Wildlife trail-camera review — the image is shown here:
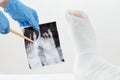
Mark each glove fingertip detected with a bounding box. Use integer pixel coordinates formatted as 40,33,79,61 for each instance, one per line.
34,25,40,31
29,19,40,31
5,27,10,34
1,26,10,34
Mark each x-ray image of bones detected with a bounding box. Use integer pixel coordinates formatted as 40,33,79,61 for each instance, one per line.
40,30,62,64
24,22,64,69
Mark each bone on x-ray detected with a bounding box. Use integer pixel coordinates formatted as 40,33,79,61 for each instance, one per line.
24,22,64,69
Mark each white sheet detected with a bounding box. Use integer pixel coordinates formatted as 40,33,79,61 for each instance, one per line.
0,74,75,80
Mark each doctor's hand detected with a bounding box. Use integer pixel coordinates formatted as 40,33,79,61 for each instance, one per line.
0,11,10,34
3,0,39,31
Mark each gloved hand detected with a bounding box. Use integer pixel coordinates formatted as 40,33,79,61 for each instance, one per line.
4,0,39,30
0,11,10,34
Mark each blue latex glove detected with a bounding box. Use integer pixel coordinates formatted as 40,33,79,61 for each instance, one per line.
4,0,40,31
0,11,10,34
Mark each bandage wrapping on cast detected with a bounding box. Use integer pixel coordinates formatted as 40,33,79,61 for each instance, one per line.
0,11,10,34
4,0,39,30
66,10,120,80
0,0,4,3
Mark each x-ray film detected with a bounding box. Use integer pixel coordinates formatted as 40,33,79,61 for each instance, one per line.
24,22,64,69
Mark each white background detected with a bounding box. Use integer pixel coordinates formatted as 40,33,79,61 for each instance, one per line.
0,0,120,75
